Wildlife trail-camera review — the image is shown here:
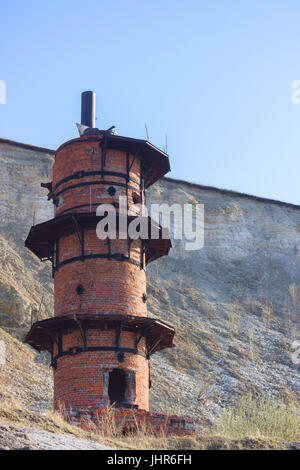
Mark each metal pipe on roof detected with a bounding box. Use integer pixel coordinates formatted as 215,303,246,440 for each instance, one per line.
81,91,96,128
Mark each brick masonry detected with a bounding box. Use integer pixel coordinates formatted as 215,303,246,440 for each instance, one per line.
26,131,195,436
53,330,150,411
67,407,195,437
53,138,142,217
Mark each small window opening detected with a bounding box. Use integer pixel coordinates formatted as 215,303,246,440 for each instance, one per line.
132,192,141,204
108,369,126,405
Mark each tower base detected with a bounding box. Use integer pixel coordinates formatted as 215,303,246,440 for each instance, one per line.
62,406,195,437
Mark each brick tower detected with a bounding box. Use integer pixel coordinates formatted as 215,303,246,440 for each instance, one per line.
25,92,194,435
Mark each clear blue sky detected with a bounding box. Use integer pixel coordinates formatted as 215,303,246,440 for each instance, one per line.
1,0,300,204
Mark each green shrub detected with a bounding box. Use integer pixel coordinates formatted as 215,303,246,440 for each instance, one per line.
214,393,300,441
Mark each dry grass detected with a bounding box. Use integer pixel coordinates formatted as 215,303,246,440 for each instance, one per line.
289,283,298,308
0,388,298,449
214,393,300,441
0,397,193,449
261,301,273,328
0,396,122,449
77,406,295,449
226,302,242,337
80,404,174,448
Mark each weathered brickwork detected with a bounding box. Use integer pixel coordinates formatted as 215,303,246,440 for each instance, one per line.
53,328,149,411
66,407,195,437
26,125,194,436
53,138,142,217
51,137,152,416
54,240,147,317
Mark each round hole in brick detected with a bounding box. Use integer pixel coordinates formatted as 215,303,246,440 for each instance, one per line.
108,186,116,196
117,352,125,362
76,284,84,295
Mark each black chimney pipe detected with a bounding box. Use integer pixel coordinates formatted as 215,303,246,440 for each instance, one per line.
81,91,96,128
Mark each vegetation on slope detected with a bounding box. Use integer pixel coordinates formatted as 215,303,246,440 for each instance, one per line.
215,393,299,441
0,326,299,449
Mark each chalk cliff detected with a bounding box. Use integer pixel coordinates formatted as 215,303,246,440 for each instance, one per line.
0,138,299,425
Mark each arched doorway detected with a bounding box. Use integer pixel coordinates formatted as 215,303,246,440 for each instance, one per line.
108,369,126,405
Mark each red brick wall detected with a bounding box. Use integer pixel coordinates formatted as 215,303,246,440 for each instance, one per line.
54,330,150,411
53,138,142,217
54,249,147,318
65,407,195,437
52,136,150,413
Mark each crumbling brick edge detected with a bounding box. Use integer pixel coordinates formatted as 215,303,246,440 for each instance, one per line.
65,406,196,437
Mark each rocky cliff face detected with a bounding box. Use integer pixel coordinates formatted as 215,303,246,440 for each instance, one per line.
0,138,299,425
146,180,300,423
0,140,54,334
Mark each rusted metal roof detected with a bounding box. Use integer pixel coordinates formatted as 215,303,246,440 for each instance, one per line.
25,212,171,264
55,134,170,188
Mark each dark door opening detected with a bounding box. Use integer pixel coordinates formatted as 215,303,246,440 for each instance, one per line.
108,369,126,405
